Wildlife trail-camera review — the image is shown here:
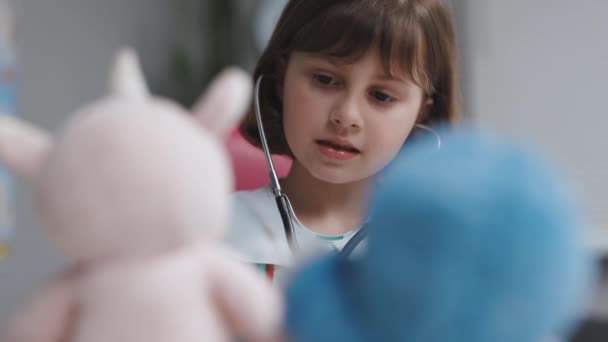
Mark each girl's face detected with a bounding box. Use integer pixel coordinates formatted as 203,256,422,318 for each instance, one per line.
282,48,426,184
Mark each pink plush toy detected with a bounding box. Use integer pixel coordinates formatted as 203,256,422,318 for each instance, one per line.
0,48,283,342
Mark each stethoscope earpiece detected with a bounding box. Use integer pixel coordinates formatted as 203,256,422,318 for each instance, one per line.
414,123,442,151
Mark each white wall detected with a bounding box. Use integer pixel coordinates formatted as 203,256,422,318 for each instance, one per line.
0,0,192,326
465,0,608,252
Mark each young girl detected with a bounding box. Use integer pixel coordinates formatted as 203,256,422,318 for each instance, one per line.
225,0,461,286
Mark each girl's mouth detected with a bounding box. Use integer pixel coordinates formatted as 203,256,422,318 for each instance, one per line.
316,140,361,160
316,139,360,153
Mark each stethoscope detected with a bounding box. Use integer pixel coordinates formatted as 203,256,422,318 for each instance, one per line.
253,74,441,259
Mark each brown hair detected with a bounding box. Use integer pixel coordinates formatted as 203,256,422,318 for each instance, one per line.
240,0,462,156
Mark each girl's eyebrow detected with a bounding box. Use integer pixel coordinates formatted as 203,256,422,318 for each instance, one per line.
301,53,416,86
376,73,406,82
303,54,341,66
299,52,350,67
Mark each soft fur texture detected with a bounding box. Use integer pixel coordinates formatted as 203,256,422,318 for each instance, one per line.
285,127,594,342
0,48,283,342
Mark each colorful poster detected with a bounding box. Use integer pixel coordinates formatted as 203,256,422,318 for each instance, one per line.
0,0,18,263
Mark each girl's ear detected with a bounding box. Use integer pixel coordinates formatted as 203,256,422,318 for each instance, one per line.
0,115,52,180
191,67,252,138
416,97,434,124
108,47,150,100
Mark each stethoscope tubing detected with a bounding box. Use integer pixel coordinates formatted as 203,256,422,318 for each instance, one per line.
254,74,366,258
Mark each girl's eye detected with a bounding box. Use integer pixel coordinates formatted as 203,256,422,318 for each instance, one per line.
370,90,396,103
313,74,340,86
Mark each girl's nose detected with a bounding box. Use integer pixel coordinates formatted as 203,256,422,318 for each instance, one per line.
329,95,363,132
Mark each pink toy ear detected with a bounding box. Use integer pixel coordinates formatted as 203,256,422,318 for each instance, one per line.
225,130,292,191
191,68,252,138
108,47,150,100
0,115,52,180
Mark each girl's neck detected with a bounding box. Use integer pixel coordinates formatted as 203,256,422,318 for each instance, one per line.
280,161,373,236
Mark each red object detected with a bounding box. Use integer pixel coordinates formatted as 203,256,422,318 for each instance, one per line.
265,264,275,281
225,129,292,191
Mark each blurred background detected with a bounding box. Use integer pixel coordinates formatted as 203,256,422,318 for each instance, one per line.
0,0,606,340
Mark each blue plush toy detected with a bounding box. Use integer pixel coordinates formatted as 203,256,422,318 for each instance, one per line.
285,127,595,342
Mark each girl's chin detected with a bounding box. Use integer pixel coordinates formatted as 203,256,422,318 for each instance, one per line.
309,167,370,185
